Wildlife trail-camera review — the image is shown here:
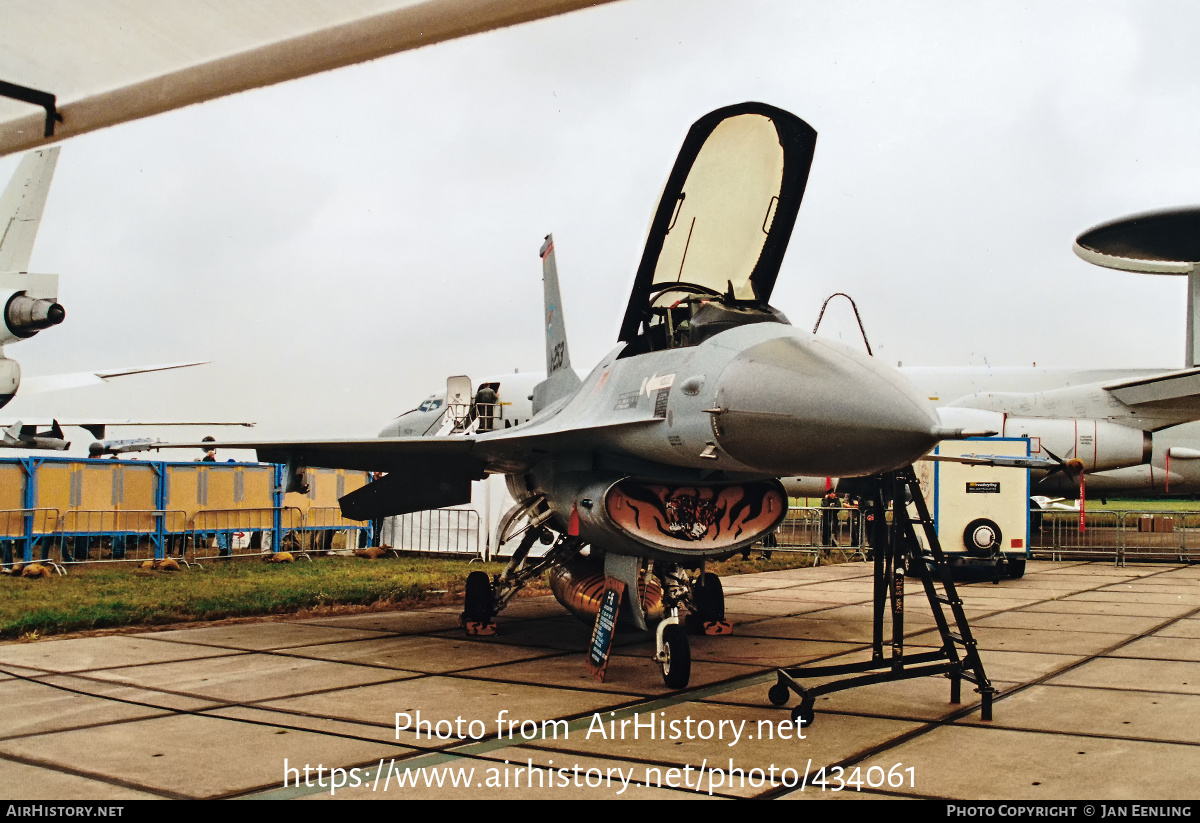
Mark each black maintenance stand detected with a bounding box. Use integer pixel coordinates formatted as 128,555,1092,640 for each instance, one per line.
768,466,996,726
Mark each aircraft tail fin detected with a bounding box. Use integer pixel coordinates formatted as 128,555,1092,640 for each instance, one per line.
533,234,582,414
0,147,61,273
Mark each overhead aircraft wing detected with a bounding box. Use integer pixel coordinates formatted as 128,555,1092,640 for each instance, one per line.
0,0,619,157
1104,367,1200,426
18,361,212,395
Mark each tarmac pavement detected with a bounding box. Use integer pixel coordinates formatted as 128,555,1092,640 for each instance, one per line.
1,559,1198,800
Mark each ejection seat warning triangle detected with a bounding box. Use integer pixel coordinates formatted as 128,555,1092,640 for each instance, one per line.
587,578,625,683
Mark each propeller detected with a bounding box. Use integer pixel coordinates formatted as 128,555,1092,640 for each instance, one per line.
1038,447,1087,532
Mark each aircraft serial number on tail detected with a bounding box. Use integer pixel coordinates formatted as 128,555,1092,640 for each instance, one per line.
549,342,566,372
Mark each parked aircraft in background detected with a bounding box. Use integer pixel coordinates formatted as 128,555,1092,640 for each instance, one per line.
0,148,252,450
0,147,67,406
161,103,992,687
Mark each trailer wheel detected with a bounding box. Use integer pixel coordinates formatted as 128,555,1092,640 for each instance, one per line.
963,518,1002,557
1006,555,1027,579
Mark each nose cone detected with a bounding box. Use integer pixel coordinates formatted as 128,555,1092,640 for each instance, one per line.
712,334,940,476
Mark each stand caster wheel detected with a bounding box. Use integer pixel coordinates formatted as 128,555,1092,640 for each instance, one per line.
768,682,790,707
791,701,815,728
661,624,691,689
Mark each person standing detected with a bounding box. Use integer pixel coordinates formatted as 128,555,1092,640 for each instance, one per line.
820,489,841,547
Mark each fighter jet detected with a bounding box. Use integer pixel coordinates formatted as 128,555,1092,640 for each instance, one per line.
165,103,972,687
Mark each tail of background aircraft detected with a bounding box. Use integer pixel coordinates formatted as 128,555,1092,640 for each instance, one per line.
532,234,582,413
0,147,60,273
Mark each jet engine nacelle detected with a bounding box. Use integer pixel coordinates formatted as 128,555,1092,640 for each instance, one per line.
937,408,1152,473
0,290,65,345
549,475,787,561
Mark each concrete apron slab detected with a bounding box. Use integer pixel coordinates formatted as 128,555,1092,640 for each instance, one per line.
2,558,1197,799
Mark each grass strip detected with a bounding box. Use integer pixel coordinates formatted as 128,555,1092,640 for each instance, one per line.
0,552,818,640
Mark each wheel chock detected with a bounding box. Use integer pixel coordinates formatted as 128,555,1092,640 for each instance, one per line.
702,620,733,635
462,619,497,636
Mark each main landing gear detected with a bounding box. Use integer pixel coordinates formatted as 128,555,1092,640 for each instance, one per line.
461,571,496,636
457,528,733,692
459,524,583,635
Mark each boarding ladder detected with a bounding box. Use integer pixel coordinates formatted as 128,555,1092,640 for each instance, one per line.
768,465,996,725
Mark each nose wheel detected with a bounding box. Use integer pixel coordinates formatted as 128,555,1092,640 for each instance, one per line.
656,615,691,688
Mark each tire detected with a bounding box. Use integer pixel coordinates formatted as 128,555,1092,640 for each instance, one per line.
661,624,691,689
963,518,1002,557
692,572,725,622
463,571,493,622
768,683,790,707
791,700,815,728
1006,554,1027,579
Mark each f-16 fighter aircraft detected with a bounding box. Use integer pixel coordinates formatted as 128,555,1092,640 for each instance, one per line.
171,103,971,687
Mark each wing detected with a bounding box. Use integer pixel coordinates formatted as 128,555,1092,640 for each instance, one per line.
145,416,661,518
1104,367,1200,428
19,361,212,395
0,1,619,157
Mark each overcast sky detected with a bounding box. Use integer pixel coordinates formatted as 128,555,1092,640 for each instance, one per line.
2,0,1198,453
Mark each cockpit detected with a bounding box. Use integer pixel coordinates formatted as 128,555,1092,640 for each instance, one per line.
618,283,789,358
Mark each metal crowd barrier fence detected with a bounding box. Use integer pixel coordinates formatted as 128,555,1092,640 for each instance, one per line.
768,506,867,562
57,510,188,565
304,506,370,554
383,509,482,557
0,506,372,567
1031,508,1200,565
0,508,60,565
188,507,304,562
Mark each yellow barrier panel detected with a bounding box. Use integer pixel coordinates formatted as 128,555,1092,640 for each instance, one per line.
0,464,25,510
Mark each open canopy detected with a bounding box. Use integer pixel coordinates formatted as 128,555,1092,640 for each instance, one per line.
618,102,818,343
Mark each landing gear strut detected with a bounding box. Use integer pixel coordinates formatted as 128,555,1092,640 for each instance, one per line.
460,524,583,635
